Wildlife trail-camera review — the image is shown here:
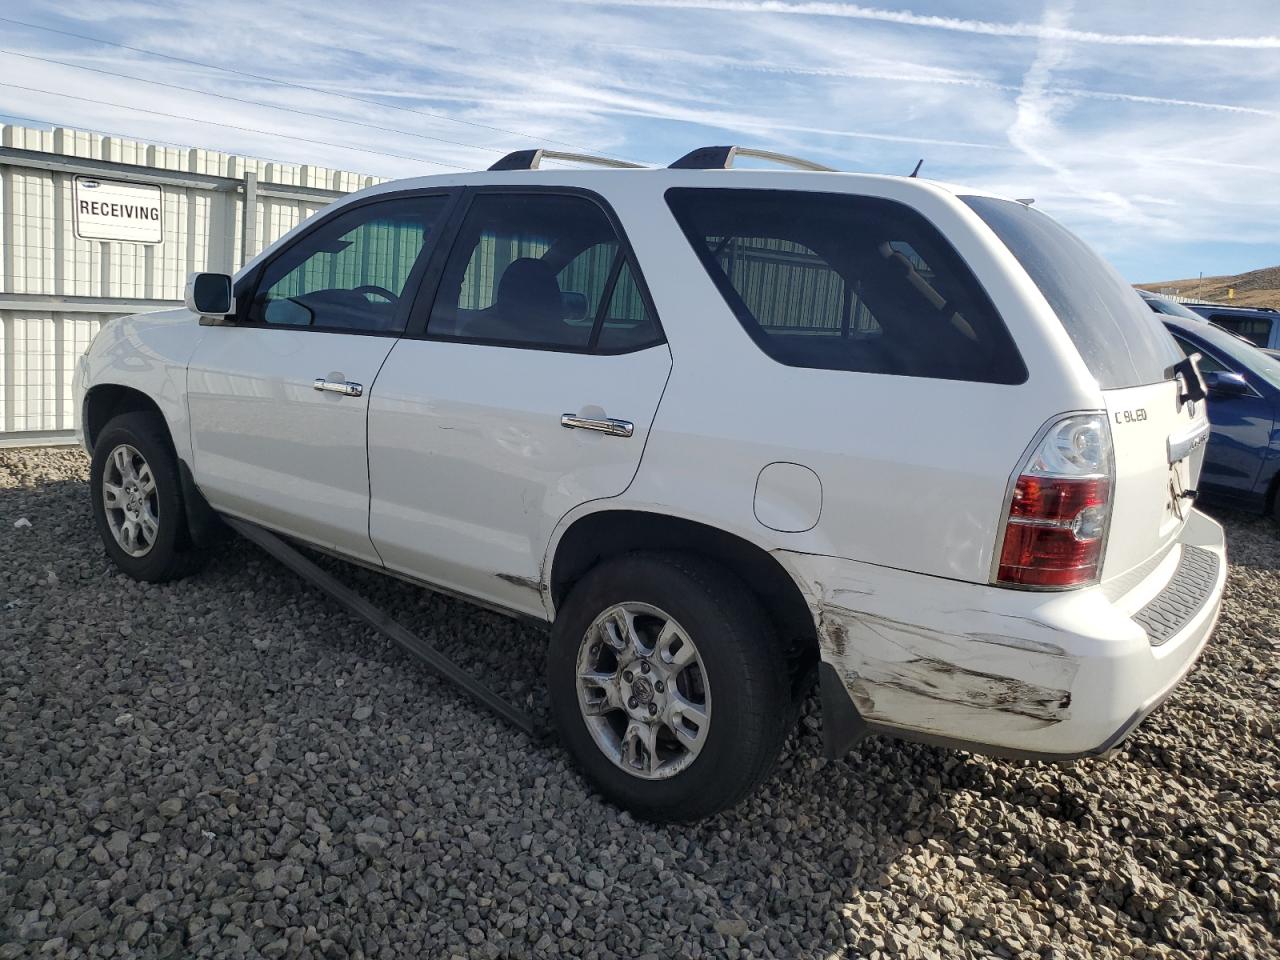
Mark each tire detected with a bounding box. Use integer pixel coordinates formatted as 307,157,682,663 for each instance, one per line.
548,552,791,822
89,411,208,583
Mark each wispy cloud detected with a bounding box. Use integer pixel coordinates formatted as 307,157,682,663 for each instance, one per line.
1005,0,1142,221
572,0,1280,49
605,43,1280,118
0,0,1276,281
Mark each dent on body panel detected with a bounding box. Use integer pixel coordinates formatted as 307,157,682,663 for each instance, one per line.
812,579,1076,734
495,572,544,595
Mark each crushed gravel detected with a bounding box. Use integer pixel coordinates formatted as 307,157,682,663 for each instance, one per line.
1,446,1278,959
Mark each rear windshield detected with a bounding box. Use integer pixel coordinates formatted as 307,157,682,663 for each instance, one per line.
665,188,1026,384
963,196,1181,389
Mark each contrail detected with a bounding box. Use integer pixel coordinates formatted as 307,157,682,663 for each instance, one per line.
575,0,1280,49
606,44,1280,117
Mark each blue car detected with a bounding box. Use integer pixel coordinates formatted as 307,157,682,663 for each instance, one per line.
1140,293,1280,517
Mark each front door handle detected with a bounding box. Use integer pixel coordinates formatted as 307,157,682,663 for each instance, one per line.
560,414,634,438
314,378,363,398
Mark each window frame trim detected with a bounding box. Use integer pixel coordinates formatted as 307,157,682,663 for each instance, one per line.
402,184,667,356
663,186,1028,384
229,187,463,338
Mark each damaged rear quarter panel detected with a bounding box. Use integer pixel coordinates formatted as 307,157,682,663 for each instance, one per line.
800,565,1083,739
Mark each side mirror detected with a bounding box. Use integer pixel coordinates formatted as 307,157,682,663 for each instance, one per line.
185,272,235,320
1203,370,1250,397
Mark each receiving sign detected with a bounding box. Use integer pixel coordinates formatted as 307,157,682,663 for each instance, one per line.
74,176,163,244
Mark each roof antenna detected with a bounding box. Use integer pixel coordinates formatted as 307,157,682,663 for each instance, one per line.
908,158,924,178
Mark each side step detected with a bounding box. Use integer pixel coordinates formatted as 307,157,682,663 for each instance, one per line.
224,517,547,742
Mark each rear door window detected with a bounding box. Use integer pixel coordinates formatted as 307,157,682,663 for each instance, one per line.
664,188,1025,384
962,196,1182,389
426,193,662,352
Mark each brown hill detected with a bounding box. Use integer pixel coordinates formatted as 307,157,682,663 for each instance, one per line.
1137,264,1280,309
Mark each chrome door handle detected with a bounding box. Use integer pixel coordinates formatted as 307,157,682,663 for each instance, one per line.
560,414,634,438
313,378,363,398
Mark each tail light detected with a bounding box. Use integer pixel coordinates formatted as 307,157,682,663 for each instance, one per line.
996,414,1114,589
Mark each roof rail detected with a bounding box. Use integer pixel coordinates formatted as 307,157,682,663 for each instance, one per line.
488,149,644,171
669,145,835,172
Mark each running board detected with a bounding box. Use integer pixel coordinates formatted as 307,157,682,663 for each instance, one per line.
224,517,547,742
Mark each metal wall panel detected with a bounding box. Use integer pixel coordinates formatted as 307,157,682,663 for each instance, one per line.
0,124,381,441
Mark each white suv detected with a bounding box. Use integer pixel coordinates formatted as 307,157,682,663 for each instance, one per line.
74,146,1226,821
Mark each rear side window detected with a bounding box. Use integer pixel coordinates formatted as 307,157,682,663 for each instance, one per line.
962,196,1182,389
664,188,1025,383
1208,314,1272,348
427,194,661,352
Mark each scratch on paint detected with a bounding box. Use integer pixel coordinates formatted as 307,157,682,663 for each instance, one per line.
817,603,1074,726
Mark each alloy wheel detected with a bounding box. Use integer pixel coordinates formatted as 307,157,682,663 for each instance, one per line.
576,602,712,779
102,443,159,558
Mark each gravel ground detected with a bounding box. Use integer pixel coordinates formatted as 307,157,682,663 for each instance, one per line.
1,446,1278,960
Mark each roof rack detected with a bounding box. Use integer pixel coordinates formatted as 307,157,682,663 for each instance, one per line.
488,149,644,171
669,145,835,172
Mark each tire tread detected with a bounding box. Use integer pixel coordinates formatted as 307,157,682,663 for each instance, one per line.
549,550,791,822
90,411,208,583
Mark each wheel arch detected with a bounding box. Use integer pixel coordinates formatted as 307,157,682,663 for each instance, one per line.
548,508,817,677
83,384,172,455
85,386,222,549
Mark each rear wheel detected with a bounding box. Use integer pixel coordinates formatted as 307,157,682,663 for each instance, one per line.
90,412,207,582
548,552,790,821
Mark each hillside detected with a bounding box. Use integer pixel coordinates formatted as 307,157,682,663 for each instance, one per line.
1137,264,1280,309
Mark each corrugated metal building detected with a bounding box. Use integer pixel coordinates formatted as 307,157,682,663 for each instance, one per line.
0,124,379,445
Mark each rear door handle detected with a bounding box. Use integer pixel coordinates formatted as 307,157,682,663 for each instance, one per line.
560,414,634,438
314,378,363,398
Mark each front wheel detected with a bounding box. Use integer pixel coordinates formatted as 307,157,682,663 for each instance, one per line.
548,553,791,822
89,412,207,582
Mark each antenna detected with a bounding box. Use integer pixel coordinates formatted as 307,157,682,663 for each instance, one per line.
908,158,924,178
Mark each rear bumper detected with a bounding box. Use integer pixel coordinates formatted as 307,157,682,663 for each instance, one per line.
780,508,1227,761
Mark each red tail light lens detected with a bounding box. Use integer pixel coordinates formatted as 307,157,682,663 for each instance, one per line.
996,415,1113,589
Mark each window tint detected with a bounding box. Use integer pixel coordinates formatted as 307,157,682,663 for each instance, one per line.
1208,314,1271,348
962,196,1182,389
428,194,660,351
1171,334,1228,373
596,262,657,351
665,189,1025,383
250,195,448,332
1191,322,1280,391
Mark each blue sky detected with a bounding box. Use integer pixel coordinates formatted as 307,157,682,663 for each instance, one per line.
1,0,1277,282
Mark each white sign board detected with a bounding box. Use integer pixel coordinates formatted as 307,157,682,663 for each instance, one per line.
74,176,163,244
